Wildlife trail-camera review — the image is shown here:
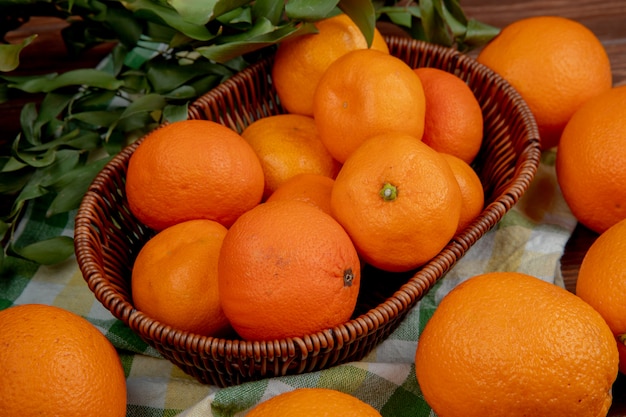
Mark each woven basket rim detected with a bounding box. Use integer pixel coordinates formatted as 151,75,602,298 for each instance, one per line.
74,35,541,371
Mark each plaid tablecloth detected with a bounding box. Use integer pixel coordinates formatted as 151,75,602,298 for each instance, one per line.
0,151,577,416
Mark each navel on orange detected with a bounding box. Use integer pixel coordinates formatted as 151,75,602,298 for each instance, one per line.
415,272,618,417
272,13,389,116
0,304,127,417
218,200,361,341
126,119,264,230
131,219,232,337
313,49,426,163
330,132,461,272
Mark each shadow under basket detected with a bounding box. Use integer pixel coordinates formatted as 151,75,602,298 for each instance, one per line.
74,36,541,388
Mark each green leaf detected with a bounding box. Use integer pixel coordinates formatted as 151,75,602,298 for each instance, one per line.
0,34,37,72
123,0,216,41
463,18,500,49
338,0,376,46
8,236,75,265
285,0,338,21
47,156,113,216
162,103,189,122
252,0,284,25
9,69,125,93
167,0,250,26
196,21,318,63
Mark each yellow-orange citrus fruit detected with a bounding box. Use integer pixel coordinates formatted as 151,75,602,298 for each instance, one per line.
313,49,426,163
266,173,335,216
272,13,389,116
126,119,264,230
241,114,341,199
131,219,232,337
414,67,484,164
555,85,626,234
440,153,485,235
415,272,618,417
330,133,461,272
245,388,382,417
218,200,361,341
576,217,626,374
0,304,127,417
477,16,612,150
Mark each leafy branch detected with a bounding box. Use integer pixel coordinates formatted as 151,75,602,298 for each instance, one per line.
0,0,499,270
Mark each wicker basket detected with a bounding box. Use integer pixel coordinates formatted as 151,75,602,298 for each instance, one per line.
74,36,541,387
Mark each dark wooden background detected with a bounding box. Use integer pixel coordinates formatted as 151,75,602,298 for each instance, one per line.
2,0,626,414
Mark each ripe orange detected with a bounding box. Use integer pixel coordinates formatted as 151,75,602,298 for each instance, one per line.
218,200,361,341
440,153,484,235
313,49,426,163
131,219,232,337
477,16,612,150
0,304,127,417
271,13,389,116
266,173,335,216
241,114,341,199
330,133,461,272
415,272,618,417
125,119,264,230
576,217,626,374
414,67,484,164
245,388,382,417
555,85,626,234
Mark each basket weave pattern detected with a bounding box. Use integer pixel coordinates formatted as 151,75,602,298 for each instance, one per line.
74,36,541,387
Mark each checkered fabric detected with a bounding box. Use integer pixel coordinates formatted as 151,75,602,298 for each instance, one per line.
0,152,577,416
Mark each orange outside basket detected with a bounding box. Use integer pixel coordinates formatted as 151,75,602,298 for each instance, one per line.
74,36,541,388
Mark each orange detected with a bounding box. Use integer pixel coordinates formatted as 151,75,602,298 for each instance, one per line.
440,153,485,235
477,16,612,150
414,67,484,164
415,272,618,417
218,200,361,341
0,304,127,417
125,119,264,230
313,48,426,163
241,114,341,199
245,388,382,417
131,219,232,337
330,132,461,272
555,85,626,234
266,173,335,216
576,217,626,374
271,13,389,116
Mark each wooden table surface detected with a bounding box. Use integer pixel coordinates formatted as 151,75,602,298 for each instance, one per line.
3,0,626,414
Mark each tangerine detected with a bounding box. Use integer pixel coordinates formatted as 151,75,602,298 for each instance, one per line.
414,67,484,164
555,85,626,234
330,132,461,272
313,48,426,163
245,388,382,417
415,272,618,417
266,173,335,216
218,200,361,340
126,119,264,230
241,114,340,199
576,217,626,374
131,219,232,337
272,13,389,116
0,304,127,417
477,16,612,150
440,153,484,235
